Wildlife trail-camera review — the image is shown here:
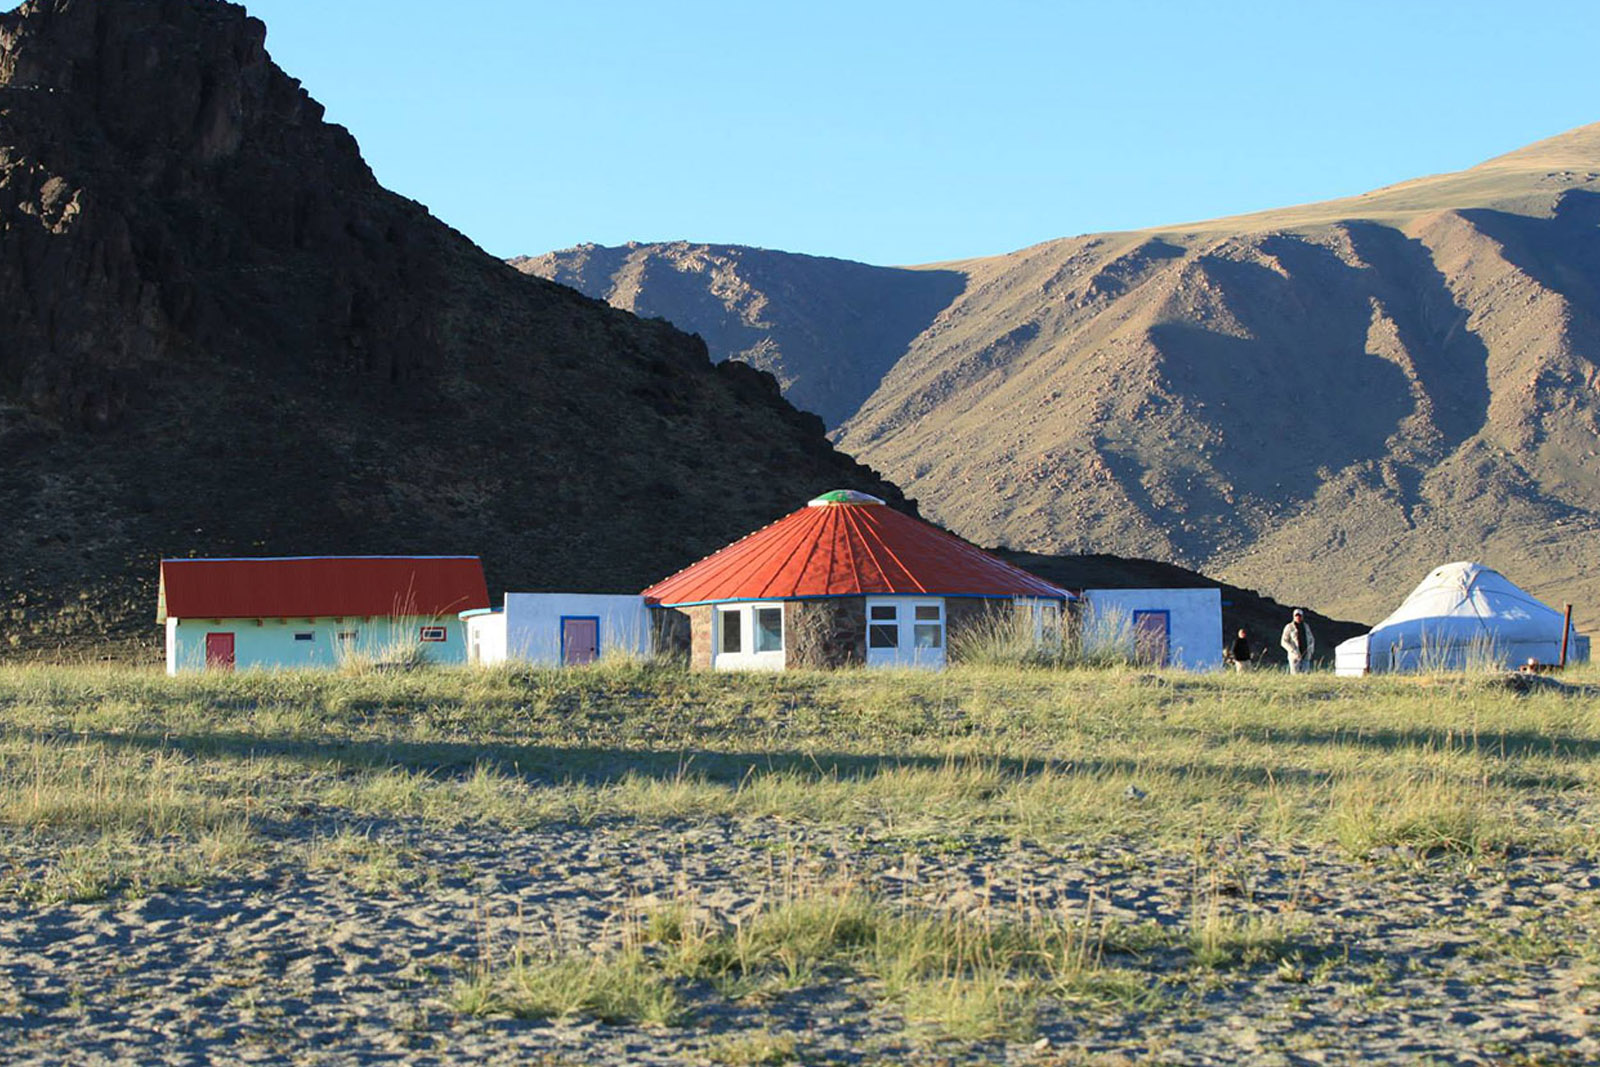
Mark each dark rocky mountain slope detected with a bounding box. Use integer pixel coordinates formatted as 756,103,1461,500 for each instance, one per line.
528,128,1600,628
513,243,965,429
0,0,902,655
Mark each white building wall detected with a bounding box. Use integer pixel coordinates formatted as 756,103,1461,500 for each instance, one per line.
1334,634,1371,677
464,611,507,666
1081,589,1223,672
166,615,467,674
487,593,652,666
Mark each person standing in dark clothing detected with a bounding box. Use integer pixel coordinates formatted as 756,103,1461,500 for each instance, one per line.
1229,628,1252,672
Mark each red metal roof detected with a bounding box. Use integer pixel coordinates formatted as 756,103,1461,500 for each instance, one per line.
643,493,1071,606
158,556,490,621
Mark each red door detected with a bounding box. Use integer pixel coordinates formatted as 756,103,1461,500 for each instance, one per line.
562,617,599,666
206,632,236,671
1133,611,1170,667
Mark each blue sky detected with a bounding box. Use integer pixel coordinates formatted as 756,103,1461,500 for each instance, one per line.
237,2,1596,263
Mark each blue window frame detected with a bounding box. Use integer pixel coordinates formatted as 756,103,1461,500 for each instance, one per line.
559,615,602,665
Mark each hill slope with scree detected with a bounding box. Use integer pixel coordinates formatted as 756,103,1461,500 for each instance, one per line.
527,126,1600,627
0,0,903,655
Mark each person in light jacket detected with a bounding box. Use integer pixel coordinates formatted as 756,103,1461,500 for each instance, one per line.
1280,609,1315,674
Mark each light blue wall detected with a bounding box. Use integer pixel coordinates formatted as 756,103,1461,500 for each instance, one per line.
1081,589,1223,672
166,616,467,673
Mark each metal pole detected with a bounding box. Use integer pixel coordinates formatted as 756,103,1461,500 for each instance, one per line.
1561,603,1573,668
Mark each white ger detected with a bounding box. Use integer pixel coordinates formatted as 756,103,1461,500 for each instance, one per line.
1334,561,1589,676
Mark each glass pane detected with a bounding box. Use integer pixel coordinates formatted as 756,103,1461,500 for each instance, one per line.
870,605,897,621
869,623,898,649
720,610,742,654
914,605,941,621
914,624,943,649
755,608,783,652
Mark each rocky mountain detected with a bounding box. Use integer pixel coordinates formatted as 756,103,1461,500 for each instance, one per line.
526,127,1600,627
512,243,965,429
0,0,903,655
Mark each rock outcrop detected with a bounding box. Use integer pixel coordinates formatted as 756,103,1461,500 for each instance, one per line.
0,0,903,653
514,242,965,429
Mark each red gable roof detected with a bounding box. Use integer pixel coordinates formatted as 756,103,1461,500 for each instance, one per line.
158,556,490,621
643,492,1070,606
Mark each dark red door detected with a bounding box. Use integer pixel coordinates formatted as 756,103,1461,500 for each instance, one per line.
206,632,236,671
562,617,599,666
1133,611,1170,667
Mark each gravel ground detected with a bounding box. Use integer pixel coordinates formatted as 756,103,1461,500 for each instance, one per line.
2,816,1597,1065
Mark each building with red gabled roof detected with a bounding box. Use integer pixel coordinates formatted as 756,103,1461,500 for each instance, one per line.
643,490,1073,670
159,556,489,673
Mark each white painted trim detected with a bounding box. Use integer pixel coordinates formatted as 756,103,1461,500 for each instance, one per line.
865,597,946,669
712,601,787,672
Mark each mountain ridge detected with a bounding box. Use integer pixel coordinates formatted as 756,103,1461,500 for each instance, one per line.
0,0,904,654
522,123,1600,628
513,241,965,428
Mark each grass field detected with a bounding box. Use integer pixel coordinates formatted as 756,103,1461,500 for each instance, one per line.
1,662,1597,1063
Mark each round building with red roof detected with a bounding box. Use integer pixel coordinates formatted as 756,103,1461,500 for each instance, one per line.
643,491,1073,670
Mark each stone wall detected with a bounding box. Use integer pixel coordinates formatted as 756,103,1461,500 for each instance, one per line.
786,598,867,669
649,607,691,667
681,605,714,670
667,596,1052,670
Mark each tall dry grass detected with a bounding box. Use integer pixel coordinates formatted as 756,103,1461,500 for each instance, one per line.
0,661,1595,905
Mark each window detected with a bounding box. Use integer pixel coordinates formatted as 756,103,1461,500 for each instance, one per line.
869,604,898,649
1037,602,1062,646
719,609,742,654
754,607,784,653
913,604,944,649
419,625,446,643
337,631,358,643
293,632,314,642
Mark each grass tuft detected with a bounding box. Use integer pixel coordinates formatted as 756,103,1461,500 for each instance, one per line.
453,947,682,1026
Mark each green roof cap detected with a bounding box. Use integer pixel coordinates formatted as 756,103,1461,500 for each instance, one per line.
807,489,886,507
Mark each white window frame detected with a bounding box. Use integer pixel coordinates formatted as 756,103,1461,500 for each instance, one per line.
868,602,900,651
1016,597,1066,648
865,597,946,670
712,602,786,672
717,607,743,655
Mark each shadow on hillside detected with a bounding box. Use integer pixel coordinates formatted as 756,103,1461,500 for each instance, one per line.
1137,223,1494,558
45,725,1600,796
1254,725,1600,762
1460,188,1600,313
61,728,1361,788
